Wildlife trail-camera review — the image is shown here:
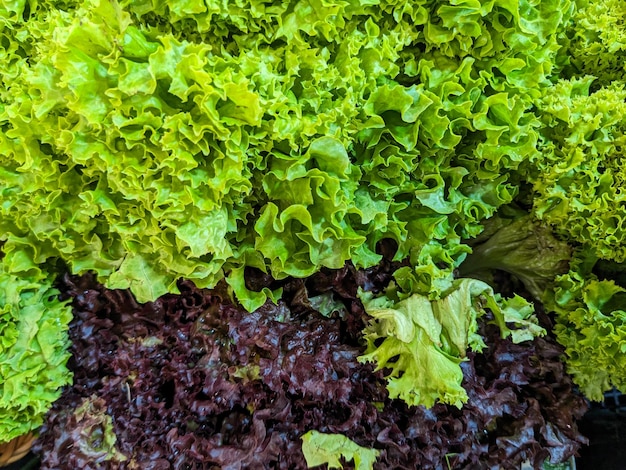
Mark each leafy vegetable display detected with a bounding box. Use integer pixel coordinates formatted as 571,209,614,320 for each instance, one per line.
4,0,626,462
524,0,626,399
33,269,587,469
0,0,572,308
533,77,626,263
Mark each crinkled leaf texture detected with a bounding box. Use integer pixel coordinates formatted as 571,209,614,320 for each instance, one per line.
0,252,72,443
358,278,543,408
301,430,379,470
58,396,126,466
563,0,626,86
0,0,573,307
533,77,626,262
34,270,587,469
547,253,626,401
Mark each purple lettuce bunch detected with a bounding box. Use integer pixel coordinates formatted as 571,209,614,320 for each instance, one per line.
34,262,587,469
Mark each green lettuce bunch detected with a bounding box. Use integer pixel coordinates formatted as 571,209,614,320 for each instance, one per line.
517,0,626,401
533,77,626,263
547,253,626,401
0,0,573,310
563,0,626,86
0,254,72,443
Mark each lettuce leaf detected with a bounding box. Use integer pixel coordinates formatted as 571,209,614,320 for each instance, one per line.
533,77,626,263
562,0,626,86
301,431,379,470
34,270,587,469
358,278,543,408
53,396,126,467
460,213,572,300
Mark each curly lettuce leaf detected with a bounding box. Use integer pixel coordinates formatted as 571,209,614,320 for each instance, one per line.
70,397,126,464
358,278,543,408
562,0,626,86
34,270,588,469
301,430,378,470
0,0,574,307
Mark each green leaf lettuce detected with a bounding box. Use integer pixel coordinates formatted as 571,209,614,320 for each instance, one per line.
301,430,379,470
358,278,543,408
547,252,626,401
0,0,573,309
0,252,73,443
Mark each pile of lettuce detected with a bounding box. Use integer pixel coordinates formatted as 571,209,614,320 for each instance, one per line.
3,0,626,462
0,0,571,308
33,268,587,469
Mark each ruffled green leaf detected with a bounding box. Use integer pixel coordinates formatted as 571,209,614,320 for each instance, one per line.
301,430,379,470
562,0,626,86
547,253,626,401
533,78,626,262
358,278,542,408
